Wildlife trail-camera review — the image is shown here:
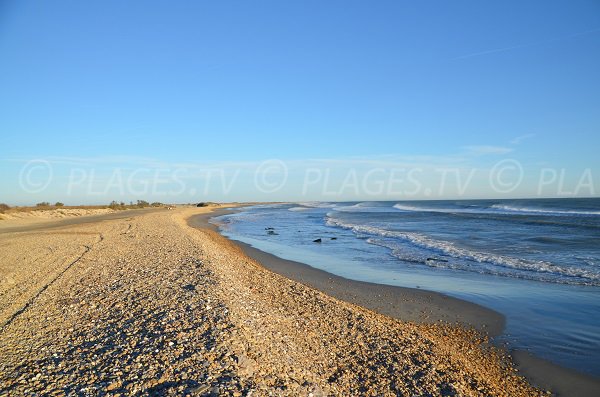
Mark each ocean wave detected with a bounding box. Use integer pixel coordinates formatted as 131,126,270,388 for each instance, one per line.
392,203,470,213
335,202,370,210
289,202,339,211
490,204,600,216
334,202,398,213
215,211,269,226
296,202,338,208
392,203,490,214
326,217,600,286
392,202,600,217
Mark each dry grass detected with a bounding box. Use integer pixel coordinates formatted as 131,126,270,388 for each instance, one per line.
5,205,111,213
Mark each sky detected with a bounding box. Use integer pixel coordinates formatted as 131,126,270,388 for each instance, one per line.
1,1,599,204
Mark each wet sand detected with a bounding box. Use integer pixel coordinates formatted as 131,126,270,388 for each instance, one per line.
188,209,504,335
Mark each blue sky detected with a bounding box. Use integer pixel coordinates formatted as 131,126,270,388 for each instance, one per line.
1,1,599,204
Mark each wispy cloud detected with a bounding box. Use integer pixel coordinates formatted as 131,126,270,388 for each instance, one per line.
463,145,513,156
510,133,535,145
2,145,518,172
453,43,530,60
452,28,600,61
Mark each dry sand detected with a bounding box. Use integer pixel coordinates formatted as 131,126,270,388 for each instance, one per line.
0,208,116,225
0,208,162,235
0,206,548,396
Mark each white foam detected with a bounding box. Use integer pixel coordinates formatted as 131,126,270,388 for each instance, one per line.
490,204,600,216
288,206,311,212
326,216,600,285
334,202,396,213
393,203,455,213
392,203,600,217
296,202,337,208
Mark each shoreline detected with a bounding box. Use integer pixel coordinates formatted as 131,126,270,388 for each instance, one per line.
189,207,600,397
188,209,505,335
1,205,597,395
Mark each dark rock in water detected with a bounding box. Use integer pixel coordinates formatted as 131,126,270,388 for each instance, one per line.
426,257,448,263
267,230,278,235
313,238,322,243
330,237,337,240
265,227,275,230
182,284,196,291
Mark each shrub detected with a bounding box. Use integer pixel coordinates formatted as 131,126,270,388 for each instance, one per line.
136,200,150,208
196,202,208,207
55,202,64,207
151,202,163,207
0,203,10,213
36,202,50,207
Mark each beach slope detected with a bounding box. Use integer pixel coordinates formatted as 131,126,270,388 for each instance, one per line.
0,207,542,396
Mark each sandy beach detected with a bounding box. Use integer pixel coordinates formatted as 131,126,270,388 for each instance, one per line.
194,207,600,397
0,205,594,396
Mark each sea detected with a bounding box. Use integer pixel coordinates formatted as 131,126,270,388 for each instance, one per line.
211,198,600,376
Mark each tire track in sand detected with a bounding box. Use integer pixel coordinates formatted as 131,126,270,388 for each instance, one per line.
0,233,104,332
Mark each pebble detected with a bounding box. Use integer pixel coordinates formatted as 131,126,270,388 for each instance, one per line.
0,207,547,397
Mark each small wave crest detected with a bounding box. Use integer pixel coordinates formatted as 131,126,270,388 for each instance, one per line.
392,202,600,217
326,217,600,286
392,203,461,213
490,204,600,216
296,202,338,209
334,202,398,213
288,206,312,212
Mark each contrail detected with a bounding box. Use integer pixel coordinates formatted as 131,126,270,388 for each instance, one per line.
452,27,600,60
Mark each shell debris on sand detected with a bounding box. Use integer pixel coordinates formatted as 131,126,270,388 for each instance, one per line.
0,207,546,396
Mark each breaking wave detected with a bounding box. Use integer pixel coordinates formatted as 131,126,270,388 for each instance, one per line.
325,216,600,286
